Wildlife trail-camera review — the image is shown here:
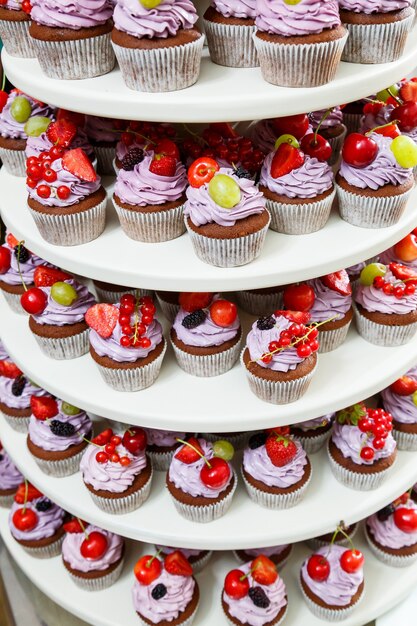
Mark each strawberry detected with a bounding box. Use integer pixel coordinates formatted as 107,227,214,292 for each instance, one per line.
373,123,400,139
85,304,119,338
390,376,417,396
400,80,417,103
174,437,204,464
209,122,238,139
164,551,193,577
251,555,278,586
265,426,290,436
265,434,297,467
0,360,22,379
321,270,352,296
179,292,213,313
62,148,97,182
56,108,85,128
15,482,43,504
6,233,19,249
30,395,58,421
363,102,384,115
270,143,304,179
274,310,311,325
92,428,114,446
149,155,176,177
34,265,72,287
389,262,417,285
46,119,77,148
63,517,87,533
154,138,180,161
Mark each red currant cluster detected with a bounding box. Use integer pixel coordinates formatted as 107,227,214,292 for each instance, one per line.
372,275,416,298
120,121,176,148
358,408,393,461
92,429,132,466
26,151,70,200
118,294,156,348
261,323,319,364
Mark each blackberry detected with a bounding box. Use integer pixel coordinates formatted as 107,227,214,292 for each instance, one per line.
257,316,276,331
35,499,52,512
235,166,252,180
248,432,267,450
49,420,76,437
11,376,26,397
182,309,206,330
151,584,167,600
0,455,3,462
249,587,270,609
14,245,30,263
121,148,144,171
377,504,395,522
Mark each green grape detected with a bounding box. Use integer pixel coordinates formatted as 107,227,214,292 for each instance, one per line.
139,0,161,7
413,391,417,407
51,282,78,307
213,440,235,462
61,401,80,415
24,116,51,138
283,0,302,4
376,84,399,103
390,135,417,168
10,96,32,123
359,263,387,286
208,174,241,209
274,134,299,150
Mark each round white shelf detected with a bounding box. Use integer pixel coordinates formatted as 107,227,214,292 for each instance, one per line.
1,417,416,550
3,26,417,122
0,512,416,626
2,170,417,291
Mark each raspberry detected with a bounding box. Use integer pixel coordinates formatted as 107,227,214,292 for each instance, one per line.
35,499,52,512
234,166,252,179
248,433,267,449
151,583,168,600
182,309,206,329
257,316,276,331
49,420,76,437
11,376,26,397
121,148,144,171
248,587,270,608
14,245,30,263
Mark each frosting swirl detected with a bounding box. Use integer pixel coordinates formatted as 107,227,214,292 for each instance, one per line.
85,116,122,144
0,376,47,410
331,420,396,465
172,306,240,347
31,0,113,29
132,566,195,623
0,239,54,287
309,107,344,129
367,500,417,549
245,315,306,372
32,279,96,326
26,128,94,159
28,401,92,452
256,0,341,36
296,413,334,431
144,429,186,448
62,525,124,572
0,91,54,141
307,278,352,323
355,268,417,314
0,451,23,491
381,386,417,425
9,497,65,541
80,440,148,493
211,0,256,18
243,439,308,488
339,0,411,13
260,151,333,199
113,0,198,39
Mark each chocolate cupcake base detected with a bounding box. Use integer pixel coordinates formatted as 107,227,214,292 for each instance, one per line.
27,434,90,478
63,555,125,591
113,194,186,243
15,527,65,559
241,460,312,509
393,420,417,451
365,523,417,568
317,308,353,353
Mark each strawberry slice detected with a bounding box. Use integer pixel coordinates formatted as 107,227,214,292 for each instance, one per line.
46,119,77,148
389,262,417,284
15,482,43,504
209,122,238,139
149,155,176,177
0,360,22,379
372,123,400,139
174,437,204,464
251,555,278,585
56,108,85,128
178,292,213,313
154,138,180,161
62,148,97,182
85,304,119,339
400,80,417,103
321,270,352,296
164,551,193,576
30,395,58,421
92,428,114,446
63,517,87,533
270,143,304,179
6,233,19,249
34,265,72,287
274,310,311,325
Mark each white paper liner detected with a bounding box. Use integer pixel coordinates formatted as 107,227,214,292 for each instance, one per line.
232,546,293,568
31,32,115,79
31,447,85,478
235,290,283,316
241,465,312,509
185,215,270,267
94,145,116,175
113,197,186,243
27,195,107,246
307,524,359,550
147,448,177,471
170,336,242,377
31,327,90,360
19,534,64,559
94,285,152,304
155,295,180,322
0,18,36,57
0,147,26,176
203,19,258,68
354,306,417,347
327,443,394,491
0,493,17,507
342,112,362,135
327,126,347,166
93,341,167,392
137,600,199,626
299,574,364,622
1,289,26,314
318,320,351,354
88,467,153,514
170,473,237,523
393,428,417,451
67,557,124,591
364,525,417,568
265,189,335,235
202,432,250,450
112,157,120,176
1,412,30,433
336,182,413,229
293,429,331,455
112,36,204,92
253,31,348,87
341,11,414,64
189,550,213,574
223,598,288,626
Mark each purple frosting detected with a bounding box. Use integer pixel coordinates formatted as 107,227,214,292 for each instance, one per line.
185,167,266,227
339,133,412,190
245,314,306,373
355,268,417,314
347,261,367,277
256,0,341,36
9,497,65,541
80,440,148,493
25,127,94,159
28,401,92,452
3,0,21,11
211,0,256,18
31,0,113,29
32,279,96,326
242,545,290,558
156,545,206,559
62,525,124,572
243,439,308,488
0,451,23,491
339,0,411,13
250,118,313,155
360,104,395,134
168,438,233,499
0,91,55,141
115,152,187,206
172,305,240,347
85,116,122,145
0,238,54,287
0,376,47,410
301,545,363,607
381,386,416,425
144,429,186,448
113,0,198,39
260,151,333,199
307,278,352,323
309,107,344,129
379,246,417,270
367,500,417,549
296,413,335,431
331,419,397,465
223,561,287,626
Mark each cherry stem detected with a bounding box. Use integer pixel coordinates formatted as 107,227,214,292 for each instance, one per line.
1,72,6,93
16,241,28,292
387,88,402,106
23,478,29,514
182,123,208,147
366,120,398,136
146,549,162,569
336,526,356,551
315,108,333,143
82,435,102,450
78,518,89,541
176,438,212,469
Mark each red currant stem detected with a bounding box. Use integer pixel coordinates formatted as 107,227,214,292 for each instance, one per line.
182,123,208,147
366,120,399,136
176,438,212,469
146,549,163,569
132,297,140,344
314,108,333,144
78,518,89,541
387,88,402,106
16,241,28,292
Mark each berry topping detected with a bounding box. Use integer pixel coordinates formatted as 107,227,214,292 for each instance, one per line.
61,402,81,415
149,155,176,177
251,555,278,586
122,427,147,455
13,508,38,532
248,587,270,609
85,304,119,339
248,432,267,449
14,245,30,263
200,457,231,490
276,310,311,325
0,247,11,274
46,119,77,148
393,507,417,533
50,282,78,307
234,166,252,179
62,148,97,182
179,292,213,313
257,316,276,331
11,376,26,397
300,133,332,162
188,157,220,188
134,555,162,586
390,376,417,396
64,518,86,533
10,96,32,123
271,114,310,140
321,270,352,296
224,570,249,599
340,549,364,574
283,283,315,312
394,233,417,263
359,262,387,286
164,551,193,577
80,531,108,560
34,265,71,287
24,116,51,138
391,100,417,133
265,434,297,467
92,428,114,446
0,90,8,113
151,583,168,600
15,482,43,504
307,554,330,582
208,174,241,209
49,420,76,437
389,262,417,284
342,133,378,168
399,79,417,103
121,148,144,171
0,360,22,379
270,143,304,178
182,309,206,329
377,504,395,522
35,499,52,512
6,233,19,248
20,286,48,316
175,437,204,464
31,396,58,421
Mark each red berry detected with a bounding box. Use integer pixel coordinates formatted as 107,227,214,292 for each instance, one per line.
283,283,315,311
262,354,273,364
121,132,134,146
21,287,47,315
122,325,133,335
57,185,71,200
119,314,130,326
300,133,332,162
268,341,280,352
12,508,38,532
164,551,193,577
139,337,151,349
111,435,122,446
141,314,154,325
224,569,250,599
271,114,310,140
340,549,364,573
122,426,147,456
373,275,385,289
200,457,231,490
358,418,372,433
27,164,42,180
0,90,8,111
120,336,131,347
360,446,375,461
43,168,57,183
104,443,115,454
0,247,11,274
308,339,319,352
271,143,304,178
265,434,297,467
393,507,417,533
342,133,378,168
110,453,120,463
85,304,119,339
391,101,417,133
405,284,416,295
92,428,114,446
80,532,108,560
210,300,238,327
120,302,135,314
178,292,213,313
188,157,220,188
136,323,146,336
372,424,386,438
297,343,312,358
50,145,64,159
373,437,385,450
307,554,330,582
251,555,278,585
393,285,405,299
26,177,37,189
96,451,108,463
37,184,51,199
383,283,394,295
120,456,131,466
390,376,417,396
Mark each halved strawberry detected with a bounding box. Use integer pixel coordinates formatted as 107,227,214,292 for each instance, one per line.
274,310,311,325
30,395,58,421
321,270,352,296
6,233,19,249
46,119,77,148
178,292,213,313
63,517,87,533
15,482,43,504
92,428,114,446
251,555,278,586
149,155,176,177
34,265,72,287
400,80,417,103
270,143,304,179
85,304,119,338
209,122,238,139
372,123,400,139
389,262,417,284
164,551,193,576
62,148,97,182
56,108,85,128
363,102,384,115
174,437,204,464
154,138,180,161
0,360,22,379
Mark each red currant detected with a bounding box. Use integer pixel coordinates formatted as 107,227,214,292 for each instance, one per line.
136,323,146,336
27,164,42,180
142,314,154,325
110,453,120,463
104,443,115,454
393,285,405,299
37,184,51,199
121,294,136,306
405,284,416,295
120,302,135,314
111,436,122,446
43,168,57,183
309,339,319,352
57,185,71,200
372,424,386,438
96,451,108,464
373,275,385,289
119,314,130,326
358,418,372,433
50,145,64,160
120,456,131,466
26,177,37,189
297,344,312,358
268,341,280,352
289,323,302,336
373,437,385,450
120,336,132,347
261,354,272,364
122,325,133,335
360,446,375,461
27,156,38,168
383,283,394,295
140,337,151,349
307,327,319,340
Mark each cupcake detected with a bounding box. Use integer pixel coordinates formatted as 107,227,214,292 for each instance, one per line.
309,107,347,165
93,280,151,304
0,0,35,58
0,446,23,507
254,0,348,88
155,291,181,322
155,545,212,574
185,160,269,268
84,116,123,174
111,0,204,92
354,261,417,346
291,414,334,454
62,519,125,590
307,523,359,550
203,0,258,68
235,286,283,317
29,0,115,79
241,311,319,405
80,426,153,514
166,437,236,523
27,396,93,477
113,149,188,242
337,132,414,228
26,147,107,246
242,430,312,509
143,428,187,471
233,544,293,569
339,0,414,64
381,374,417,450
0,373,47,433
259,143,335,235
86,296,166,392
328,403,397,490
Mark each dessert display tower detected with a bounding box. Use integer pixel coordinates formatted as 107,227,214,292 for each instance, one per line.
1,2,417,624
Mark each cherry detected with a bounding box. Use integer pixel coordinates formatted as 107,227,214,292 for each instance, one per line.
360,446,375,461
122,427,147,455
20,287,47,315
80,531,108,560
12,508,38,532
251,555,278,585
391,101,417,132
340,549,364,574
271,114,310,140
393,507,417,533
307,554,330,582
390,376,417,396
283,283,315,311
342,133,378,168
224,569,250,599
0,247,11,274
300,133,332,162
200,457,231,490
394,233,417,263
188,157,219,188
0,90,8,112
134,555,162,585
209,300,237,327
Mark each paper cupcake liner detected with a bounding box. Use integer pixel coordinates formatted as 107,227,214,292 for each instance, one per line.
94,145,115,175
336,182,412,229
170,336,242,377
112,157,120,176
112,36,204,92
31,328,90,360
89,468,153,514
31,447,85,478
0,18,36,57
318,320,351,354
241,466,312,510
28,195,107,246
0,493,17,507
299,575,364,622
365,525,417,568
307,524,359,550
147,449,177,471
354,306,417,347
265,188,335,235
341,12,414,64
232,546,293,568
202,432,250,450
138,601,199,626
235,290,283,316
170,474,237,523
155,295,180,322
253,31,348,88
113,198,186,243
68,558,124,591
94,285,152,304
20,534,64,559
342,112,362,135
203,20,258,68
223,598,288,626
94,342,166,392
32,33,115,79
327,126,347,166
0,147,26,176
185,216,270,268
188,551,213,574
1,413,30,433
393,428,417,451
327,444,394,491
1,289,26,315
293,430,331,455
